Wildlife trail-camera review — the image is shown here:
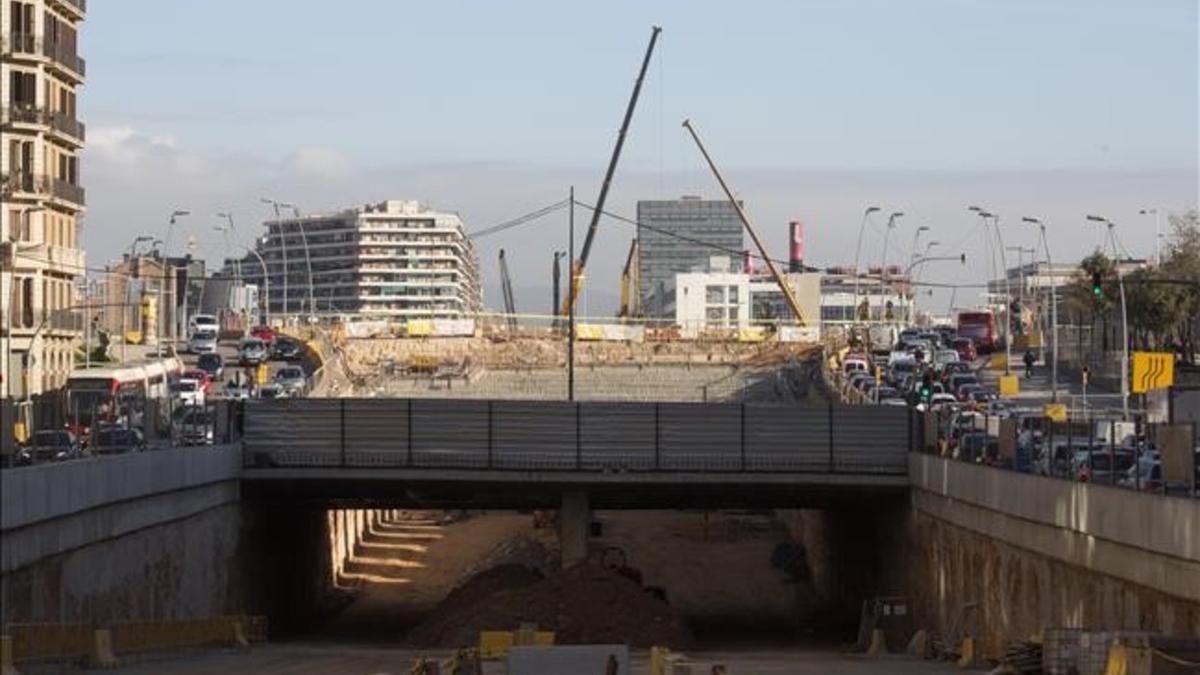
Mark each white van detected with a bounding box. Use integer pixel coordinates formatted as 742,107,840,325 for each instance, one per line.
188,314,218,333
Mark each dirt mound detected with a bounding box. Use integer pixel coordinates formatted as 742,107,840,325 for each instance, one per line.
407,562,693,649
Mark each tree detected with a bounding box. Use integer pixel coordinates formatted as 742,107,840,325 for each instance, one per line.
1158,209,1200,363
1063,251,1118,351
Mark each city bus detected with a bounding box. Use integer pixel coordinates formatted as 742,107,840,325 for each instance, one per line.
63,358,183,433
956,311,999,353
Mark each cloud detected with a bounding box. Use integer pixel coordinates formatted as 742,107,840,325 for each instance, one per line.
285,147,353,182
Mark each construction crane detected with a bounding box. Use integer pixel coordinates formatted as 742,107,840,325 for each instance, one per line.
682,118,807,326
499,249,517,332
563,25,662,316
618,238,640,320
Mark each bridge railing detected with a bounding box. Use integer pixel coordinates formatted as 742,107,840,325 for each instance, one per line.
243,398,912,475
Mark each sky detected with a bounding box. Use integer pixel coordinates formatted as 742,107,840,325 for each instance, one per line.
80,0,1199,316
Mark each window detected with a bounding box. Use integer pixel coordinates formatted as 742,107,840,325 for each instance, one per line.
705,285,724,304
706,307,724,323
728,285,739,303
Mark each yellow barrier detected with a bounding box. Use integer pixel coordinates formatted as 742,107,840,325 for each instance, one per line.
956,636,975,669
478,629,554,660
2,616,267,665
407,320,433,337
998,374,1019,397
737,327,766,343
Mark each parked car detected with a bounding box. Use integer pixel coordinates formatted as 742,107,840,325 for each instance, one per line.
952,337,978,362
238,338,268,366
171,378,206,407
250,325,276,347
16,430,85,465
91,425,148,455
171,406,214,446
272,337,303,361
273,366,308,396
197,353,224,381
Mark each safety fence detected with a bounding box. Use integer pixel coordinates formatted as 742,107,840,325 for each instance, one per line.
914,409,1199,499
1,615,266,666
243,398,913,475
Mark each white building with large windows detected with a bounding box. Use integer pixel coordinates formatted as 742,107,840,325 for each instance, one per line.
234,200,481,321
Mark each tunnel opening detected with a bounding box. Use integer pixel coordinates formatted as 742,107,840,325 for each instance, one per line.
242,502,908,649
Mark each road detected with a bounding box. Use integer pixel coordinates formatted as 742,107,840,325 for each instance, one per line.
61,644,968,674
975,357,1123,414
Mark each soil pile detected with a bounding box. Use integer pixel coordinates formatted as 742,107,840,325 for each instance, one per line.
407,562,693,649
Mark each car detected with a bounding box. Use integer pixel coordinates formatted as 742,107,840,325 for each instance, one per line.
16,430,85,465
933,349,960,371
940,361,972,383
273,366,308,395
257,383,287,399
272,337,303,361
238,338,268,366
189,314,219,333
948,373,980,396
196,353,224,381
929,393,959,409
250,325,276,346
843,357,871,376
224,376,253,400
182,368,213,393
1074,448,1136,484
187,327,218,354
171,378,206,407
952,337,978,362
91,425,148,455
171,406,215,446
968,389,996,406
958,383,985,403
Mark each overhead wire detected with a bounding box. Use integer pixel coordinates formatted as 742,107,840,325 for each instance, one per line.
469,199,569,238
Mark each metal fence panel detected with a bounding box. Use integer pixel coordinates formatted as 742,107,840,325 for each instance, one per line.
492,400,576,470
832,406,910,474
245,399,341,466
745,404,832,471
344,399,410,466
658,403,742,471
579,402,656,470
410,399,489,468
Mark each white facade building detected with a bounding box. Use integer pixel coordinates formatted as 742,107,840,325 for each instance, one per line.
2,0,87,398
237,200,481,321
669,257,823,338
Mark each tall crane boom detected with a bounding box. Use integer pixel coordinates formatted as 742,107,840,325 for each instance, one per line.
681,119,807,326
564,25,662,316
499,249,517,331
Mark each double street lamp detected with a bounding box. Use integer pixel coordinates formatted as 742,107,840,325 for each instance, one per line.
1021,217,1059,403
969,206,1013,374
260,198,316,324
878,211,904,322
1086,214,1130,420
852,206,881,319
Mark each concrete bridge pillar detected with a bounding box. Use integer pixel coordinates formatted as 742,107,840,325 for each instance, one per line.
559,490,591,568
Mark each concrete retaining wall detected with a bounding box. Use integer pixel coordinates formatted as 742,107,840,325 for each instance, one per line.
907,453,1200,650
0,447,245,624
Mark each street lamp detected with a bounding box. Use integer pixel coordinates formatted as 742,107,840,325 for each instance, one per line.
852,206,881,321
878,211,903,323
969,207,1013,373
1086,214,1130,420
904,252,963,325
279,202,316,322
1139,208,1162,267
1022,216,1059,402
160,210,188,357
261,198,289,324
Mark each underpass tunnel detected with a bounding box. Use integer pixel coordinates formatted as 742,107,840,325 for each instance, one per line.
239,501,908,647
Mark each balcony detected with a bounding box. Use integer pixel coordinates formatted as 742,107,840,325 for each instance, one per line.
49,176,85,206
2,171,50,197
1,32,40,58
47,111,85,144
1,104,48,127
41,39,86,81
49,0,86,20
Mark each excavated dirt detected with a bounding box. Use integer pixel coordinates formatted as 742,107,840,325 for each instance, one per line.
407,562,694,649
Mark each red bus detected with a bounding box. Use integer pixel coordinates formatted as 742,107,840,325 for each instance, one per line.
956,311,998,354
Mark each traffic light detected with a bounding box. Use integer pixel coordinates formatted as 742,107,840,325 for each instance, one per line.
918,373,933,402
1091,271,1104,298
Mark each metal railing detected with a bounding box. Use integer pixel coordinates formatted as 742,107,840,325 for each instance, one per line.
48,111,85,141
1,32,40,56
41,39,86,78
1,104,45,125
2,171,49,196
50,176,84,205
243,398,913,474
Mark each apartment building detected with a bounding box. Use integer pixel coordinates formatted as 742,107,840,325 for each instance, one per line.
235,200,481,321
1,0,86,398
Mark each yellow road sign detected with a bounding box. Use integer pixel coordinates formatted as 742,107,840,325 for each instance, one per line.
1132,351,1174,394
1044,403,1067,423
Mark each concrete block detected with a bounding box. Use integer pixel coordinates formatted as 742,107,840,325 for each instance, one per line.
906,629,928,658
508,645,629,675
865,628,886,657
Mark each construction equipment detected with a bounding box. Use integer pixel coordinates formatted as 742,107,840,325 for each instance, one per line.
499,249,517,332
618,239,640,320
563,26,662,316
682,119,807,326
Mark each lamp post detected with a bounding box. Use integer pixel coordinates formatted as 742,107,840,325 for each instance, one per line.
904,252,963,325
1022,217,1059,402
970,207,1013,373
1086,214,1130,420
1139,208,1162,267
280,203,316,322
852,206,881,321
160,210,188,358
261,198,288,324
878,211,903,323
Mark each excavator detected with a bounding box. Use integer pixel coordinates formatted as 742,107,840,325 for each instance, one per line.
563,26,661,317
617,238,640,321
499,249,517,332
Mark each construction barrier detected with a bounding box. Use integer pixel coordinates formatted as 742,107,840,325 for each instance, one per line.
478,629,554,660
1,616,267,666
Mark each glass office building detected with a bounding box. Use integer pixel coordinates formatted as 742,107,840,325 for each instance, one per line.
637,197,743,317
